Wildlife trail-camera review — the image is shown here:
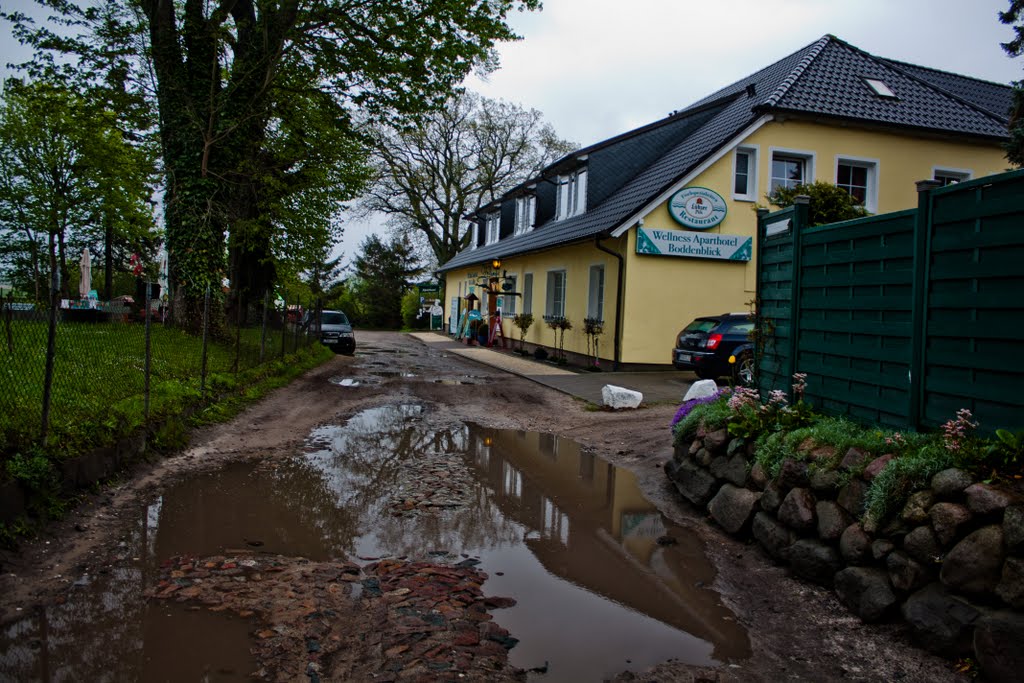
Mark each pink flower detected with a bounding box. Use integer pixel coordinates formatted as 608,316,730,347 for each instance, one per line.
727,387,759,411
792,372,807,401
942,408,978,452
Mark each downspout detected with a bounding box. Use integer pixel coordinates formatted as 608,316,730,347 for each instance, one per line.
595,233,625,371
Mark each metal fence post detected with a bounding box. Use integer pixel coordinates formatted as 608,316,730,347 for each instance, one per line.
40,271,60,446
201,284,211,398
144,280,152,420
280,291,287,358
233,290,242,374
909,180,941,430
260,289,268,364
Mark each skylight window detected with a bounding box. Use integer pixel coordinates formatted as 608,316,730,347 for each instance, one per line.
864,78,897,98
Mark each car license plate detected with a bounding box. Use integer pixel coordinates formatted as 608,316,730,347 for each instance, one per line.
677,353,692,363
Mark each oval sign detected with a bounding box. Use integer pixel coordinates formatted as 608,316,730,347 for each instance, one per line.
667,187,727,230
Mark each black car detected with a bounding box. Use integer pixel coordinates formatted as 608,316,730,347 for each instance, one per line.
672,313,754,384
305,309,356,354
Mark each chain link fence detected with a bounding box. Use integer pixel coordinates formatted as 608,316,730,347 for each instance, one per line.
1,286,321,464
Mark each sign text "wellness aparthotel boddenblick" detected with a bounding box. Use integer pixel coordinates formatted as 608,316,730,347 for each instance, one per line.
635,228,752,261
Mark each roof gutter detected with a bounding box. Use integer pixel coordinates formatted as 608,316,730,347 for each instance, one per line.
594,233,625,371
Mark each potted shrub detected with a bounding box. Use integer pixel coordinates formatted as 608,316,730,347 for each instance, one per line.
513,312,534,354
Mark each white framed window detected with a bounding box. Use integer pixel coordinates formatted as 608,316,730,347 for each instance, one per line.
522,273,533,314
769,149,814,194
556,168,587,220
835,156,879,212
587,265,605,321
514,195,536,235
504,274,518,316
932,167,972,186
545,270,566,318
485,212,500,245
732,145,759,201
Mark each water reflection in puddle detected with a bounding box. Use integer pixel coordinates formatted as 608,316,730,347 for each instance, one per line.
0,404,749,682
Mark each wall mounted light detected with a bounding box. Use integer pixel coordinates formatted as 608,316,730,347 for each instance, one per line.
491,258,502,270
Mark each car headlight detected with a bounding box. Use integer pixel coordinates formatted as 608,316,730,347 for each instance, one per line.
340,331,354,338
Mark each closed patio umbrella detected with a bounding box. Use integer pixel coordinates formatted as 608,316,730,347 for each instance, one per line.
78,248,91,299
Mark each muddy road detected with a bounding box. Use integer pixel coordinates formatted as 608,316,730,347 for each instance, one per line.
0,332,964,682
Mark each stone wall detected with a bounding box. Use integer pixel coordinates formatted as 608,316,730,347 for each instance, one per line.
665,429,1024,682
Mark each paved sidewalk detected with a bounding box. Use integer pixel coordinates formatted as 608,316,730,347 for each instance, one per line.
409,332,692,406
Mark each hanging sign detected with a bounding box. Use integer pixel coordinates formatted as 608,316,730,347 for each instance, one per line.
667,186,727,229
636,227,752,261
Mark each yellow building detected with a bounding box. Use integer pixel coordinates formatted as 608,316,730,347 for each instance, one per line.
438,35,1011,370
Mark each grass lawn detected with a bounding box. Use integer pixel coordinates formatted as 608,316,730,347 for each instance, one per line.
1,316,318,458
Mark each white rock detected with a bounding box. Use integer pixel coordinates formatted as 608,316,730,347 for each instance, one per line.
602,384,643,409
682,379,719,402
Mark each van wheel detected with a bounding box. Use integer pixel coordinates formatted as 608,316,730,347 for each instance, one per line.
733,352,755,386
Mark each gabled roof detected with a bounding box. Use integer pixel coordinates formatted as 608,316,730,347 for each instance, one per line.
439,35,1010,273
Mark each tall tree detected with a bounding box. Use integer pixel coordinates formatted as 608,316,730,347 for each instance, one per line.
1000,0,1024,166
351,233,421,329
0,78,157,302
3,1,542,330
362,90,575,266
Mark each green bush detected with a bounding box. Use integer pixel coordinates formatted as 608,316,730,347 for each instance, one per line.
864,444,954,525
668,382,1021,530
767,180,870,225
753,417,930,478
673,397,733,447
401,289,428,330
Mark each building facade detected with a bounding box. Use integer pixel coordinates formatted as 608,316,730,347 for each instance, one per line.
438,35,1011,368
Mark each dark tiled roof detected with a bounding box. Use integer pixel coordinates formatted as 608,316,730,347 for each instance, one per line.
770,37,1010,139
881,59,1013,121
439,35,1010,273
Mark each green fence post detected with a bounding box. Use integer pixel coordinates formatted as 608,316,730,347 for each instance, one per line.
787,195,810,398
909,180,941,430
754,207,770,392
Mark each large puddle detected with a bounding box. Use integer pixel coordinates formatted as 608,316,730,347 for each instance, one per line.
0,404,749,681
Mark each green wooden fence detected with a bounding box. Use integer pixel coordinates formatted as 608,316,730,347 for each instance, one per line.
756,169,1024,433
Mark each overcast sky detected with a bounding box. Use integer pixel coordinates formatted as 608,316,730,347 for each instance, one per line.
3,0,1021,268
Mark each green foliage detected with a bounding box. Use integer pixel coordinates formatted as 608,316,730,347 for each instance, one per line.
983,428,1024,473
401,289,428,330
0,78,158,301
1001,1,1024,166
766,181,870,226
5,448,65,519
149,417,189,454
4,0,542,325
512,312,534,353
672,397,734,447
351,234,422,329
1002,0,1024,57
864,445,954,525
728,400,815,440
753,418,930,478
